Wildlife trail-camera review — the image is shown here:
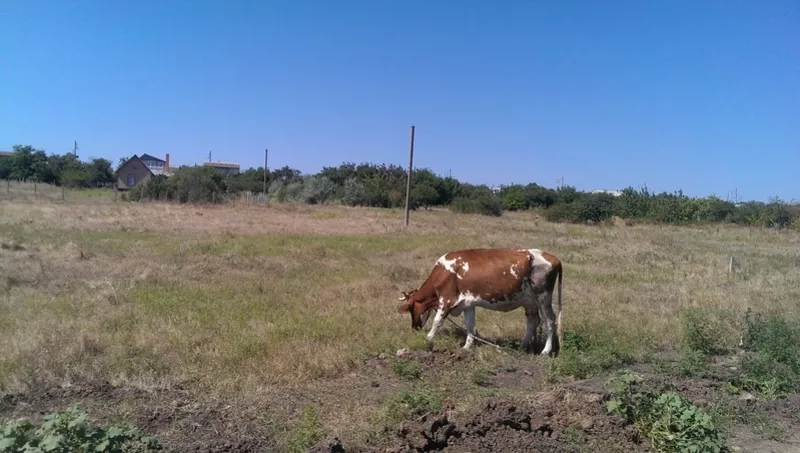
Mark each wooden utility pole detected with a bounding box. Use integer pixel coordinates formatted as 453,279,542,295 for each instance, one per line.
403,125,416,227
264,149,269,195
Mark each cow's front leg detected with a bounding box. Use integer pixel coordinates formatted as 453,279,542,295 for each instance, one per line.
462,307,476,349
425,308,447,349
522,305,540,352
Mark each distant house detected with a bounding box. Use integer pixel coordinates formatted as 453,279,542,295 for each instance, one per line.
203,161,240,176
0,151,13,158
139,153,170,176
116,153,172,190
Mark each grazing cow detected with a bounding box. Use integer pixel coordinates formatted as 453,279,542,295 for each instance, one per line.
397,248,563,355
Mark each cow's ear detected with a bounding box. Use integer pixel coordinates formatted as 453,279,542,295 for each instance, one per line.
397,302,411,313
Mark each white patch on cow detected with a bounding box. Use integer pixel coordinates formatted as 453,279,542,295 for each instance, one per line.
437,255,458,274
527,248,552,270
462,261,470,274
509,264,519,278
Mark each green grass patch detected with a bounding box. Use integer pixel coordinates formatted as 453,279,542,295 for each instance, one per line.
380,384,444,425
552,323,639,379
390,358,423,381
287,404,325,453
183,233,471,261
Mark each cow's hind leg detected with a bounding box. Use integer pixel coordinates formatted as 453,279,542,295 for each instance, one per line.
522,305,540,352
539,293,557,356
462,307,476,349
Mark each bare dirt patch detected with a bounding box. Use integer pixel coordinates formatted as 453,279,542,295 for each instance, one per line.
384,389,643,453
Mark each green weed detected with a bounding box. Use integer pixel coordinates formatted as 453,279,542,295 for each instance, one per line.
381,385,443,424
0,404,161,452
737,310,800,398
391,358,423,381
680,307,729,356
604,371,730,453
287,404,325,453
470,366,491,387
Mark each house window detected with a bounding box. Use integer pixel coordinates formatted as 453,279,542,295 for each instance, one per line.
127,174,135,186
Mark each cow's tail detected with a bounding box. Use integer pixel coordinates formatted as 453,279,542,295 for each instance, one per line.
555,262,564,352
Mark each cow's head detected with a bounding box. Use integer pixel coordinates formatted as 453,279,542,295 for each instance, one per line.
397,290,434,330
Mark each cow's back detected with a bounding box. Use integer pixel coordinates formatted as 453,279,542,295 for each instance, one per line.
439,248,532,302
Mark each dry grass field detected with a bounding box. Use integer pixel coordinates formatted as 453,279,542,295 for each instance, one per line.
2,192,800,452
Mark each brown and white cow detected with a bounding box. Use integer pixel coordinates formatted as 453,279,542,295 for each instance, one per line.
397,248,563,355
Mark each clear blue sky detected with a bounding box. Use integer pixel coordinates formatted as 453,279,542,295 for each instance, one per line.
2,1,797,202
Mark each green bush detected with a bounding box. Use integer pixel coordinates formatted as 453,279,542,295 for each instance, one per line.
0,404,162,452
575,193,615,223
542,203,579,223
299,175,335,204
738,311,800,397
449,194,502,217
605,372,730,453
679,307,728,356
411,183,440,210
500,185,528,211
341,177,368,206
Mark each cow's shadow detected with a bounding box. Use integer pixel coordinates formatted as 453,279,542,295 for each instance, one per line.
437,324,561,356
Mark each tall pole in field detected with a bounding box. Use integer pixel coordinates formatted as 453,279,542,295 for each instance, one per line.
264,149,269,195
403,125,416,227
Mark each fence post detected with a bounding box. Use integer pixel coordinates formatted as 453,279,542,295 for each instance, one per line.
5,180,8,194
34,182,37,195
62,186,65,201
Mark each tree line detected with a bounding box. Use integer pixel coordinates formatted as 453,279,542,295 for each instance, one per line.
2,144,798,228
0,145,116,188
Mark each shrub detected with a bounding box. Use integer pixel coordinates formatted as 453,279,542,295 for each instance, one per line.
269,179,304,203
542,203,579,223
738,311,800,397
500,185,528,211
411,183,439,210
171,166,227,203
449,194,502,217
299,175,335,204
575,193,615,223
341,177,368,206
524,183,556,208
679,307,728,356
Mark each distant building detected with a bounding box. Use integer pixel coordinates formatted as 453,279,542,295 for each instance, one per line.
203,161,240,176
139,153,171,176
116,153,172,190
0,151,13,158
591,189,623,197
